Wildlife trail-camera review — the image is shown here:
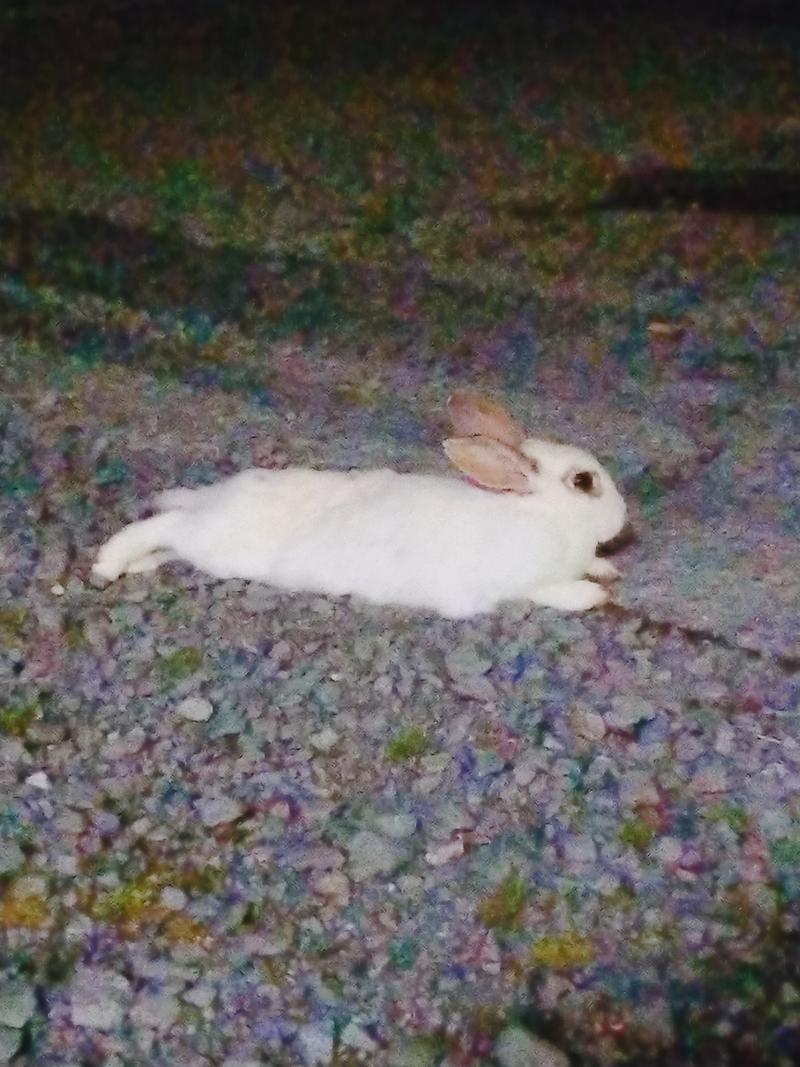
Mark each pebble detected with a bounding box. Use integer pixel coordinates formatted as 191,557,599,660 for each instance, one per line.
310,871,351,901
605,696,655,730
388,1039,439,1067
0,1027,22,1064
419,753,450,774
346,830,410,882
176,696,214,722
445,645,493,678
513,754,543,786
160,886,188,910
691,765,728,796
563,835,598,865
206,705,246,738
182,984,216,1009
374,813,417,839
425,838,464,866
0,981,35,1029
197,796,243,827
297,1021,333,1065
0,841,24,877
445,645,496,700
340,1021,378,1054
654,837,683,865
25,770,51,790
70,984,126,1032
494,1027,569,1067
309,727,340,752
570,706,606,741
130,993,180,1031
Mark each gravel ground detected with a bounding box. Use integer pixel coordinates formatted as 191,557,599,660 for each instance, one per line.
2,354,800,1067
2,3,800,1064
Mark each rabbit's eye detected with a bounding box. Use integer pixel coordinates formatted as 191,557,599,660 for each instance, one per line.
572,471,597,494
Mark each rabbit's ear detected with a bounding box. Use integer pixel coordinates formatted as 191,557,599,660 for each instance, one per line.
446,391,526,449
443,436,536,493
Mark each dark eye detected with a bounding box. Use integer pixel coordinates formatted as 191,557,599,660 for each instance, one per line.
573,471,596,493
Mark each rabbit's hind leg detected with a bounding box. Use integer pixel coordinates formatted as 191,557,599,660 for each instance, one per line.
530,579,609,612
125,550,176,574
92,511,181,582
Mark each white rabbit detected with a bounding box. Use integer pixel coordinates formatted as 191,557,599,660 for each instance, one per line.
91,392,627,617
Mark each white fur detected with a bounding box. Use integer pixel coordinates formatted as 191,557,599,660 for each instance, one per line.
92,431,627,618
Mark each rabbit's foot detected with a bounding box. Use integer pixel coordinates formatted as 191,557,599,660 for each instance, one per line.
126,550,176,574
92,542,127,582
532,579,610,612
585,557,620,583
92,512,180,583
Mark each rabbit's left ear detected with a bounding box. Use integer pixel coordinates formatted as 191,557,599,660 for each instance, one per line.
443,436,537,493
446,391,526,449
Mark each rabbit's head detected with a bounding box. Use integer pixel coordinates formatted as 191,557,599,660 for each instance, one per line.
445,391,628,548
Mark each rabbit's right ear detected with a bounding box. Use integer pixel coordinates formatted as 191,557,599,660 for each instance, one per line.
446,391,526,449
444,436,537,494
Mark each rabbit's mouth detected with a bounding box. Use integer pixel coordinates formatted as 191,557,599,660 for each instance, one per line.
597,522,636,556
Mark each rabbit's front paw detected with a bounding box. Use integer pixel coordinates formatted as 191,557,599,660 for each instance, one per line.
532,579,610,612
585,557,620,583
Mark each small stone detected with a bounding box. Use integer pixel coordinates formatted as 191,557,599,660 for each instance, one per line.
425,838,464,866
340,1021,378,1054
297,1021,333,1065
690,766,728,796
0,1026,22,1064
418,753,450,775
0,980,35,1028
309,727,339,752
206,705,246,738
310,871,350,901
563,835,597,866
445,645,496,701
605,696,654,730
513,754,542,787
25,771,50,790
714,723,735,755
182,984,215,1009
197,797,243,827
270,640,293,664
0,841,24,877
374,813,417,839
569,706,606,742
71,997,124,1032
619,772,660,807
495,1027,569,1067
176,697,214,722
654,837,683,865
130,993,180,1031
55,855,78,876
346,831,410,882
445,645,493,678
474,749,506,779
388,1038,439,1067
241,933,291,956
159,886,188,910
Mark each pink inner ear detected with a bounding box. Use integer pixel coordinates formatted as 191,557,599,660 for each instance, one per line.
443,436,535,494
447,391,526,449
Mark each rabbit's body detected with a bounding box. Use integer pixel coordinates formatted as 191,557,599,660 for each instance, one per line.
93,393,628,617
